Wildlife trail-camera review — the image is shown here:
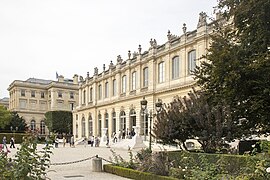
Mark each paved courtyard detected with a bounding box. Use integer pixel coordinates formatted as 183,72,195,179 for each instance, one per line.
7,140,180,179
8,144,133,180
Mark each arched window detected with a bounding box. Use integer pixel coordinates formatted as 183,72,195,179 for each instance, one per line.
30,120,36,131
188,50,196,74
172,56,179,79
122,75,126,93
143,67,148,87
130,109,136,128
40,120,45,135
98,114,102,137
88,114,93,137
105,113,109,128
112,112,116,133
120,111,126,131
158,61,165,83
82,117,86,137
131,71,136,90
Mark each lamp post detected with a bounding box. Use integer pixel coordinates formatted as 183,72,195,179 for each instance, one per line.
140,97,147,141
149,110,152,151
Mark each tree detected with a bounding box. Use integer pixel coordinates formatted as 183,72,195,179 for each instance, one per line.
0,105,11,129
44,111,72,134
153,89,234,153
3,112,27,132
153,98,193,150
194,0,270,134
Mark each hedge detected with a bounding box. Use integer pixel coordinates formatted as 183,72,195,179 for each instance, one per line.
103,164,178,180
167,151,265,176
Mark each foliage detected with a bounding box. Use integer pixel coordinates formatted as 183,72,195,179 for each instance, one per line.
167,150,270,179
154,88,234,153
110,148,172,176
0,111,27,132
45,110,72,134
109,149,137,169
153,97,192,150
0,130,53,179
104,164,178,180
194,0,270,134
0,105,11,129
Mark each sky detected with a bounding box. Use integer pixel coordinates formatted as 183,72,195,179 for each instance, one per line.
0,0,218,98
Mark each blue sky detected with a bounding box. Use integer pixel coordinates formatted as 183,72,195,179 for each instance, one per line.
0,0,217,98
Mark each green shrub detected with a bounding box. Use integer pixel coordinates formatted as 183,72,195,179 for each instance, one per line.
104,164,178,180
0,131,53,179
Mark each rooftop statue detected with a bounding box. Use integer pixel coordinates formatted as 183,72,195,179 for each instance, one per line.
197,11,207,28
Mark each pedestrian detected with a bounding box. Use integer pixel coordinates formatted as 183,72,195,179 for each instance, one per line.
106,136,109,147
113,132,117,143
70,135,75,147
10,136,15,148
90,136,94,147
84,137,87,147
63,136,66,147
2,136,7,150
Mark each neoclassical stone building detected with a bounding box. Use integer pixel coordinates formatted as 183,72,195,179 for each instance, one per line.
8,75,79,135
73,12,214,140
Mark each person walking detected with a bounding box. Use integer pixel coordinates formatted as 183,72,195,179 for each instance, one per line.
63,136,66,147
2,136,8,150
70,135,75,148
10,136,15,148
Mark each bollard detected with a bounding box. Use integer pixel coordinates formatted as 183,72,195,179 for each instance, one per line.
92,155,102,172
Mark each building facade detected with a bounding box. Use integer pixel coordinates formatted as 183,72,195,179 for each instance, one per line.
73,13,214,140
0,97,9,109
8,75,79,135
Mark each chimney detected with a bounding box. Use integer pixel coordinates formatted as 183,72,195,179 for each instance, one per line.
58,75,64,82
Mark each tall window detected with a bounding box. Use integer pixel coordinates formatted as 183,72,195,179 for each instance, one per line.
122,75,126,93
112,112,116,133
120,111,126,131
31,91,35,98
41,92,45,98
158,61,165,83
82,117,86,137
143,67,148,87
105,113,109,128
30,120,36,131
21,89,25,97
83,90,86,104
113,79,117,96
98,114,102,137
89,88,93,101
88,114,93,136
40,120,45,135
131,71,136,90
58,91,62,98
70,92,74,99
188,50,196,74
105,82,109,98
172,56,179,79
98,85,102,100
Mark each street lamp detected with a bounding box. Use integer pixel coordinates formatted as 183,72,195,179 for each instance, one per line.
155,99,163,114
140,97,147,141
140,97,154,151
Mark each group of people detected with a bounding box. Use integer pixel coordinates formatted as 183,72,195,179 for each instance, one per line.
1,136,15,157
